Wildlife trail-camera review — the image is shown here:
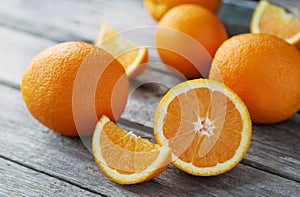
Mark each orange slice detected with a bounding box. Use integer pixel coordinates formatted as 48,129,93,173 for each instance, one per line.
92,115,171,184
95,22,148,78
154,79,252,176
251,0,300,49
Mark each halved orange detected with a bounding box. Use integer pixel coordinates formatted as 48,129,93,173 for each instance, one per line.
251,0,300,49
95,22,148,78
92,115,171,184
154,79,252,176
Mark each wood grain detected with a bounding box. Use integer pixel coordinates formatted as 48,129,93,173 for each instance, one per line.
0,19,299,184
0,0,254,42
0,0,256,87
0,0,255,78
0,157,97,196
0,0,300,195
0,84,299,196
0,26,55,87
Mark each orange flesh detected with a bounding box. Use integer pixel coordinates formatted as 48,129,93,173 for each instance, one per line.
164,88,242,167
98,26,140,70
100,122,159,174
259,4,300,39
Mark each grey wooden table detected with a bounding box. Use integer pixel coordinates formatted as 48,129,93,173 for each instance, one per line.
0,0,299,196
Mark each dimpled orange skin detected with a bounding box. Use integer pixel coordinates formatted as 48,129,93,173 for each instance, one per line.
156,4,228,78
21,42,129,136
209,34,300,123
144,0,222,21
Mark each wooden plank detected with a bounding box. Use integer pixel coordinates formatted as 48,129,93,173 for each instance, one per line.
0,0,255,42
245,119,300,182
0,84,299,196
0,0,156,43
155,164,300,196
0,25,182,89
0,26,55,87
0,0,255,76
220,0,256,36
0,85,201,196
0,0,257,87
0,157,98,196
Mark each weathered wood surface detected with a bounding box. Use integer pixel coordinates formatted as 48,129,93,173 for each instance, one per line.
0,0,255,42
0,0,256,78
0,157,98,197
0,84,299,196
1,20,299,185
0,0,299,196
0,26,55,87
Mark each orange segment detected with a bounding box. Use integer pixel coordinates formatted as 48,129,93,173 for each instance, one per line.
251,0,300,49
154,79,252,176
95,22,148,78
92,115,171,184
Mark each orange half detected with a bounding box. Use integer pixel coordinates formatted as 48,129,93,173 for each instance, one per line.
95,22,148,78
154,79,252,176
92,115,171,184
251,0,300,49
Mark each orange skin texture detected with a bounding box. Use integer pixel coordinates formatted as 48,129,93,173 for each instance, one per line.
156,4,228,78
209,34,300,123
21,42,129,136
144,0,222,21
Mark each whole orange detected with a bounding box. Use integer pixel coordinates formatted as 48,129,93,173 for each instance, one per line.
209,33,300,123
21,42,129,136
156,4,228,78
144,0,222,21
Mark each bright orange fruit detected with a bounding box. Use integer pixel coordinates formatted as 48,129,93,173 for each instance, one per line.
144,0,222,21
209,33,300,123
156,4,228,78
251,0,300,49
92,115,171,184
21,42,129,136
95,22,148,78
154,79,252,176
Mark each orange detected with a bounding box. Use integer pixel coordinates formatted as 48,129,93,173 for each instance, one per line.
144,0,222,21
92,115,171,184
21,42,129,136
251,0,300,49
95,22,148,78
155,4,228,78
154,79,252,176
209,33,300,123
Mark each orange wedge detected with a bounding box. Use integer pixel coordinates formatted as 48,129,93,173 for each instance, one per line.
95,22,148,78
154,79,252,176
92,115,171,184
251,0,300,49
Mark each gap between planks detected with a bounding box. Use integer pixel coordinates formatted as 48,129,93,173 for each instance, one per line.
0,82,299,185
0,155,105,197
0,84,299,196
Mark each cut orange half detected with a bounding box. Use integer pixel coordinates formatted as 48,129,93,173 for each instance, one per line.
251,0,300,49
95,22,148,78
92,115,171,184
154,79,252,176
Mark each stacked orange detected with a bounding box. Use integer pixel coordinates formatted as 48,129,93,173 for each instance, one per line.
155,4,227,78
